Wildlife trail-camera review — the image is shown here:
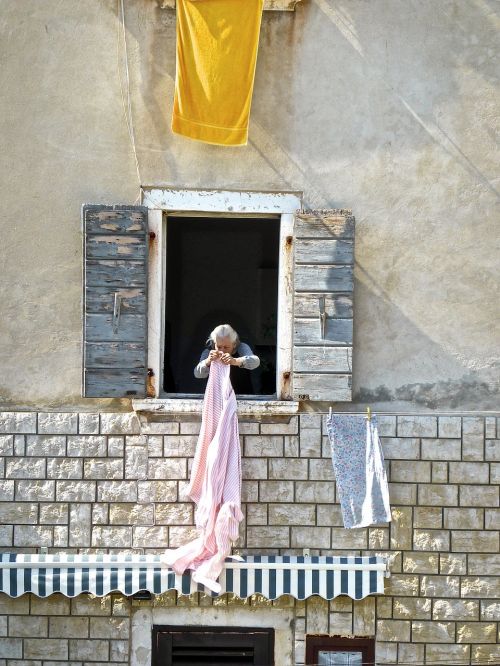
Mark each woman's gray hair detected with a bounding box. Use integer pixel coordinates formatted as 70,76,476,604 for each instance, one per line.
209,324,240,348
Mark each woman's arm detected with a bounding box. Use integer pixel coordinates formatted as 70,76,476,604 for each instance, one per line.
236,342,260,370
194,349,210,378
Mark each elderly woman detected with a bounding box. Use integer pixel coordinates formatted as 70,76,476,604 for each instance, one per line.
194,324,260,392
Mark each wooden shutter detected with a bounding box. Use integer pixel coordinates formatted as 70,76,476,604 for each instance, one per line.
83,204,148,398
292,210,354,401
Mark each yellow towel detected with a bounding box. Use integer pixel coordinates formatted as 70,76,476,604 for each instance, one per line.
172,0,264,146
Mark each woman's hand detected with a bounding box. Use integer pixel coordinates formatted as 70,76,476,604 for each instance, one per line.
205,350,220,366
220,354,243,367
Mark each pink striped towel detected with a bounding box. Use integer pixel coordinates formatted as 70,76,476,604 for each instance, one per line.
161,360,243,593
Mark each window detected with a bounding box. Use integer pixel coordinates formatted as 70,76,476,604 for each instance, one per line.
152,625,275,666
82,195,354,405
164,215,280,396
306,636,375,666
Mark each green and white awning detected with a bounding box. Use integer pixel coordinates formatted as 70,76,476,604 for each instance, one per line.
0,554,386,600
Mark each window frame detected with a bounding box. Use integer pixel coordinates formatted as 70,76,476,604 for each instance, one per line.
305,635,375,666
143,188,302,405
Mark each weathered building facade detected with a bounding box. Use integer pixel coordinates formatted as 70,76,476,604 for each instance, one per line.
0,0,498,664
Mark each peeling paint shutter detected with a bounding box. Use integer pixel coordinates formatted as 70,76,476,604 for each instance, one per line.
83,204,148,398
292,211,354,401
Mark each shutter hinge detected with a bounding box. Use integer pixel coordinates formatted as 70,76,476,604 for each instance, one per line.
147,368,156,398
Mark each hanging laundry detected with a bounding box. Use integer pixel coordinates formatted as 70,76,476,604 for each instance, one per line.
161,359,243,593
172,0,264,146
326,413,392,529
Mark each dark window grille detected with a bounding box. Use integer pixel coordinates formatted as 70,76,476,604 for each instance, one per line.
305,636,375,666
153,625,275,666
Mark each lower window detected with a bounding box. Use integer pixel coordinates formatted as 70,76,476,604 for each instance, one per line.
306,636,375,666
153,625,275,665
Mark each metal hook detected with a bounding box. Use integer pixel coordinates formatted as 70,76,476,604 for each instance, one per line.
319,296,327,339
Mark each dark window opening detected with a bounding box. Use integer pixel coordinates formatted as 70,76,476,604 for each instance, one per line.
152,625,275,665
306,636,375,666
164,216,280,396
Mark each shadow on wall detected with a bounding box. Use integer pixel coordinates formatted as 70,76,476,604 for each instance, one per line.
351,276,500,411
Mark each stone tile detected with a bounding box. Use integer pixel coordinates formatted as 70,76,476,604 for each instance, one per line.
24,639,69,659
97,481,137,502
108,502,154,525
38,413,78,434
92,504,109,525
163,435,198,457
13,435,25,456
388,483,416,505
0,502,38,524
485,418,496,439
295,482,335,503
317,504,343,527
241,458,268,479
0,595,30,614
421,438,461,460
284,435,299,457
268,458,308,480
148,458,187,480
78,413,100,434
381,438,420,459
0,525,13,546
403,552,439,574
444,508,483,529
0,435,13,455
14,525,52,547
90,617,129,639
449,462,489,484
53,525,68,547
376,415,396,437
110,639,129,661
269,503,315,526
259,481,294,502
411,620,455,642
71,595,111,616
397,416,437,438
440,553,466,575
413,530,450,551
244,435,283,457
433,599,479,621
167,526,199,548
246,503,268,525
420,575,459,597
368,527,389,549
461,577,500,598
491,463,500,483
49,616,89,638
467,554,500,576
69,503,92,548
480,600,500,621
308,458,335,481
100,413,140,435
260,417,298,435
0,480,14,500
146,435,163,457
438,416,462,438
390,461,430,483
472,644,500,662
418,484,458,506
485,508,500,529
393,597,431,620
92,526,132,548
291,526,331,548
299,428,322,457
390,506,412,549
375,642,398,664
154,503,192,525
31,594,70,615
247,526,289,548
0,638,23,658
431,461,448,483
328,612,352,635
457,621,496,643
108,437,124,457
460,485,499,507
485,439,500,461
8,616,48,637
6,457,46,478
69,639,109,661
452,530,499,553
352,597,375,635
426,643,470,662
67,436,107,457
414,506,442,528
84,459,123,480
376,597,392,619
124,446,148,480
305,596,328,634
376,619,410,642
397,644,424,662
0,412,36,434
56,480,96,502
137,480,176,503
47,458,83,479
330,528,366,549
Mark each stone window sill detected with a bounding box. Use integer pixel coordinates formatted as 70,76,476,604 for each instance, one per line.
161,0,302,10
132,398,299,417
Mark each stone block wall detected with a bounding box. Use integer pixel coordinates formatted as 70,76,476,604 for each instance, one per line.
0,410,498,664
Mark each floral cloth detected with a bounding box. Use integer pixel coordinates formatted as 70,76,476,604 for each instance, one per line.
326,414,391,529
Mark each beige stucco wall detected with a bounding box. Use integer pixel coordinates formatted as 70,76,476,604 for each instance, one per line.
0,0,498,410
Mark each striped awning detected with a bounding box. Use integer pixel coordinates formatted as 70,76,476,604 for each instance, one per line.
0,554,386,601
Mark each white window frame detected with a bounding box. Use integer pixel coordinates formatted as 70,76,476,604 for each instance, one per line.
135,188,301,415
